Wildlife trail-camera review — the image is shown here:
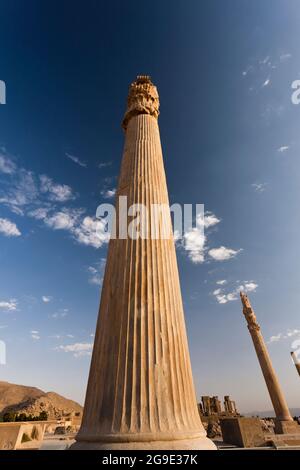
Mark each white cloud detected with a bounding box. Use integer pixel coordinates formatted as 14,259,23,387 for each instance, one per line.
28,208,49,220
42,296,52,303
66,153,87,168
269,334,282,343
262,78,271,87
0,154,16,174
214,291,238,305
31,330,40,340
212,280,258,305
183,228,206,264
0,168,38,215
213,288,222,296
55,342,93,358
260,56,270,65
252,183,267,193
98,161,112,169
277,145,289,153
44,208,82,231
216,279,227,285
240,282,258,293
51,308,68,319
87,259,106,285
101,188,116,199
0,218,21,237
268,329,300,344
208,246,241,261
40,175,75,202
0,299,17,311
73,216,109,249
279,53,292,62
179,211,220,264
199,212,221,229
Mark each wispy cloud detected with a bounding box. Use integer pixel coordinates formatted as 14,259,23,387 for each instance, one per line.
42,296,52,303
44,208,83,231
0,299,18,311
0,167,38,215
216,279,227,285
100,188,116,199
252,183,268,193
30,330,40,340
0,153,16,174
51,308,68,319
98,161,112,169
0,217,21,237
0,153,76,219
268,328,300,344
262,78,271,88
55,342,93,358
277,145,289,153
279,53,292,62
87,258,106,285
66,153,87,168
40,175,75,202
212,280,258,305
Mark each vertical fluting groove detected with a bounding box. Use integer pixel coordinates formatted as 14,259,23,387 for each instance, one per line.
151,119,190,429
149,119,179,429
149,124,170,431
122,122,138,432
146,123,159,430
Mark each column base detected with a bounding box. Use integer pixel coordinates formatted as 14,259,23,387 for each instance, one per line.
69,437,217,450
274,419,300,434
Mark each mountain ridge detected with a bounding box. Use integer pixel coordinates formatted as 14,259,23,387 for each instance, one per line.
0,381,82,419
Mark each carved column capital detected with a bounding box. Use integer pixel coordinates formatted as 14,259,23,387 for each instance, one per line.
122,75,160,130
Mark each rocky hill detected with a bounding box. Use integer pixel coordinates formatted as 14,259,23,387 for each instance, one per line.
0,381,82,420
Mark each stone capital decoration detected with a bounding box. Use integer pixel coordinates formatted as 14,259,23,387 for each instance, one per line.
122,75,160,130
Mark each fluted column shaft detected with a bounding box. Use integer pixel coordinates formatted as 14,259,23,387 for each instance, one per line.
73,112,214,449
240,293,292,422
248,326,292,421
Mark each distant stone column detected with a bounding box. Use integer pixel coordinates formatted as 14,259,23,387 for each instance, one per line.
291,351,300,377
224,396,233,414
71,76,216,450
240,292,300,434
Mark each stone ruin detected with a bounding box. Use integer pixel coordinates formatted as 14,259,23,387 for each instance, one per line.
198,395,238,417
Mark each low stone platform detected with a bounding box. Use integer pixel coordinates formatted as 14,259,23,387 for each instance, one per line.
220,417,265,448
0,421,46,450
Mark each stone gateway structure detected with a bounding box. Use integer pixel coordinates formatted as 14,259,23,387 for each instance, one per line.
71,76,216,450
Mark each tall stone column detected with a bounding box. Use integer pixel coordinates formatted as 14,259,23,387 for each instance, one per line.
71,76,216,450
291,351,300,377
240,292,299,434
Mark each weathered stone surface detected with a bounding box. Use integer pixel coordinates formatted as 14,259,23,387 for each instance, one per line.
0,422,46,450
220,417,265,448
274,419,300,435
71,77,216,450
291,351,300,377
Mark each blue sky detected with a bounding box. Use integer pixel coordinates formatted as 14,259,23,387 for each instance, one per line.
0,0,300,414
